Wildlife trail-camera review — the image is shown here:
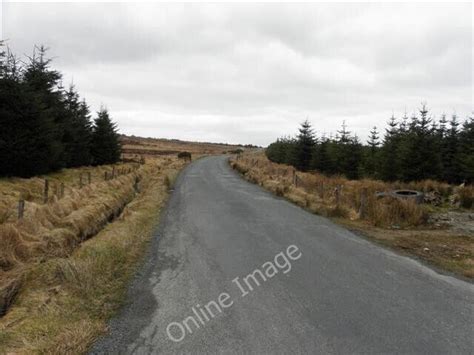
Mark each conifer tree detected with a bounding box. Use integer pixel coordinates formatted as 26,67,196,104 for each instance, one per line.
333,121,361,179
459,117,474,183
21,45,66,174
399,111,409,134
91,107,122,165
441,114,462,183
63,85,93,167
397,105,442,181
0,43,16,176
414,104,442,180
0,45,60,176
380,115,400,181
311,135,336,174
363,126,380,178
293,120,315,171
438,114,448,138
346,135,363,179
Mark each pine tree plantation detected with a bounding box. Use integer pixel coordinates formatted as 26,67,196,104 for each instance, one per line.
266,107,473,184
0,43,121,177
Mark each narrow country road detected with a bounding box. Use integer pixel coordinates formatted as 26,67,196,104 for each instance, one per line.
92,156,473,354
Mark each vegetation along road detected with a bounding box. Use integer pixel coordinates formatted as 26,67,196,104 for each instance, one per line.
92,156,473,354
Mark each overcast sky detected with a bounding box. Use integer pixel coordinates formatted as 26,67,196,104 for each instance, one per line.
2,2,472,146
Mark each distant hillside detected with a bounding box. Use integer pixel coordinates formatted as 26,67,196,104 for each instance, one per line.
120,134,260,158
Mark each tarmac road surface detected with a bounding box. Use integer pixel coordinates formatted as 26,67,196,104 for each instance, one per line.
91,156,474,354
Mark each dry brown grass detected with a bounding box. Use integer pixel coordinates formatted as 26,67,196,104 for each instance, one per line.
0,162,144,321
231,152,435,227
458,185,474,209
0,156,185,353
0,162,140,224
230,151,474,278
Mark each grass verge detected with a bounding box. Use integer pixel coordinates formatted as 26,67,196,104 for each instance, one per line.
0,159,184,353
336,218,474,279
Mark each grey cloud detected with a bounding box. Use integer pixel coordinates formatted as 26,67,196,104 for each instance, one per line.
3,2,472,146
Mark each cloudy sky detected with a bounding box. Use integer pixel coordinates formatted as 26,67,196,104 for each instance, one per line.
2,2,472,145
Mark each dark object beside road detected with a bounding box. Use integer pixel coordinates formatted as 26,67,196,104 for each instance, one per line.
178,151,192,161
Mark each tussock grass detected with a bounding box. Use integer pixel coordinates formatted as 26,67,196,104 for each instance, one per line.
0,171,137,272
231,152,436,227
0,157,186,353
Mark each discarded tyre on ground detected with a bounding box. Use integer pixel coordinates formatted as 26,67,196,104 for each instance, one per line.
376,190,424,204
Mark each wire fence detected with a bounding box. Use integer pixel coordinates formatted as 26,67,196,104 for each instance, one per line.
12,163,142,221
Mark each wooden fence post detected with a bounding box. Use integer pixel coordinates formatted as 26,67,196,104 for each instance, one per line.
292,170,297,186
359,188,368,219
319,182,324,199
60,183,65,198
43,179,49,203
18,200,25,219
112,166,116,179
335,185,340,208
87,172,91,185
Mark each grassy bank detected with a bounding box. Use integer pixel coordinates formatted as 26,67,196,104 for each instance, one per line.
230,152,474,278
0,157,185,353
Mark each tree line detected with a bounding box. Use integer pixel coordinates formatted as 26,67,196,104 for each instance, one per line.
0,43,121,178
266,104,473,183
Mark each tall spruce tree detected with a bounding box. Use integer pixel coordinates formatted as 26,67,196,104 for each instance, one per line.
21,45,66,175
380,115,400,181
293,120,315,171
0,43,18,176
346,135,363,179
63,85,93,167
363,126,380,178
333,121,361,179
397,113,419,181
397,105,442,181
442,114,462,183
91,107,121,165
399,111,409,134
459,117,474,183
438,114,448,138
414,104,442,180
